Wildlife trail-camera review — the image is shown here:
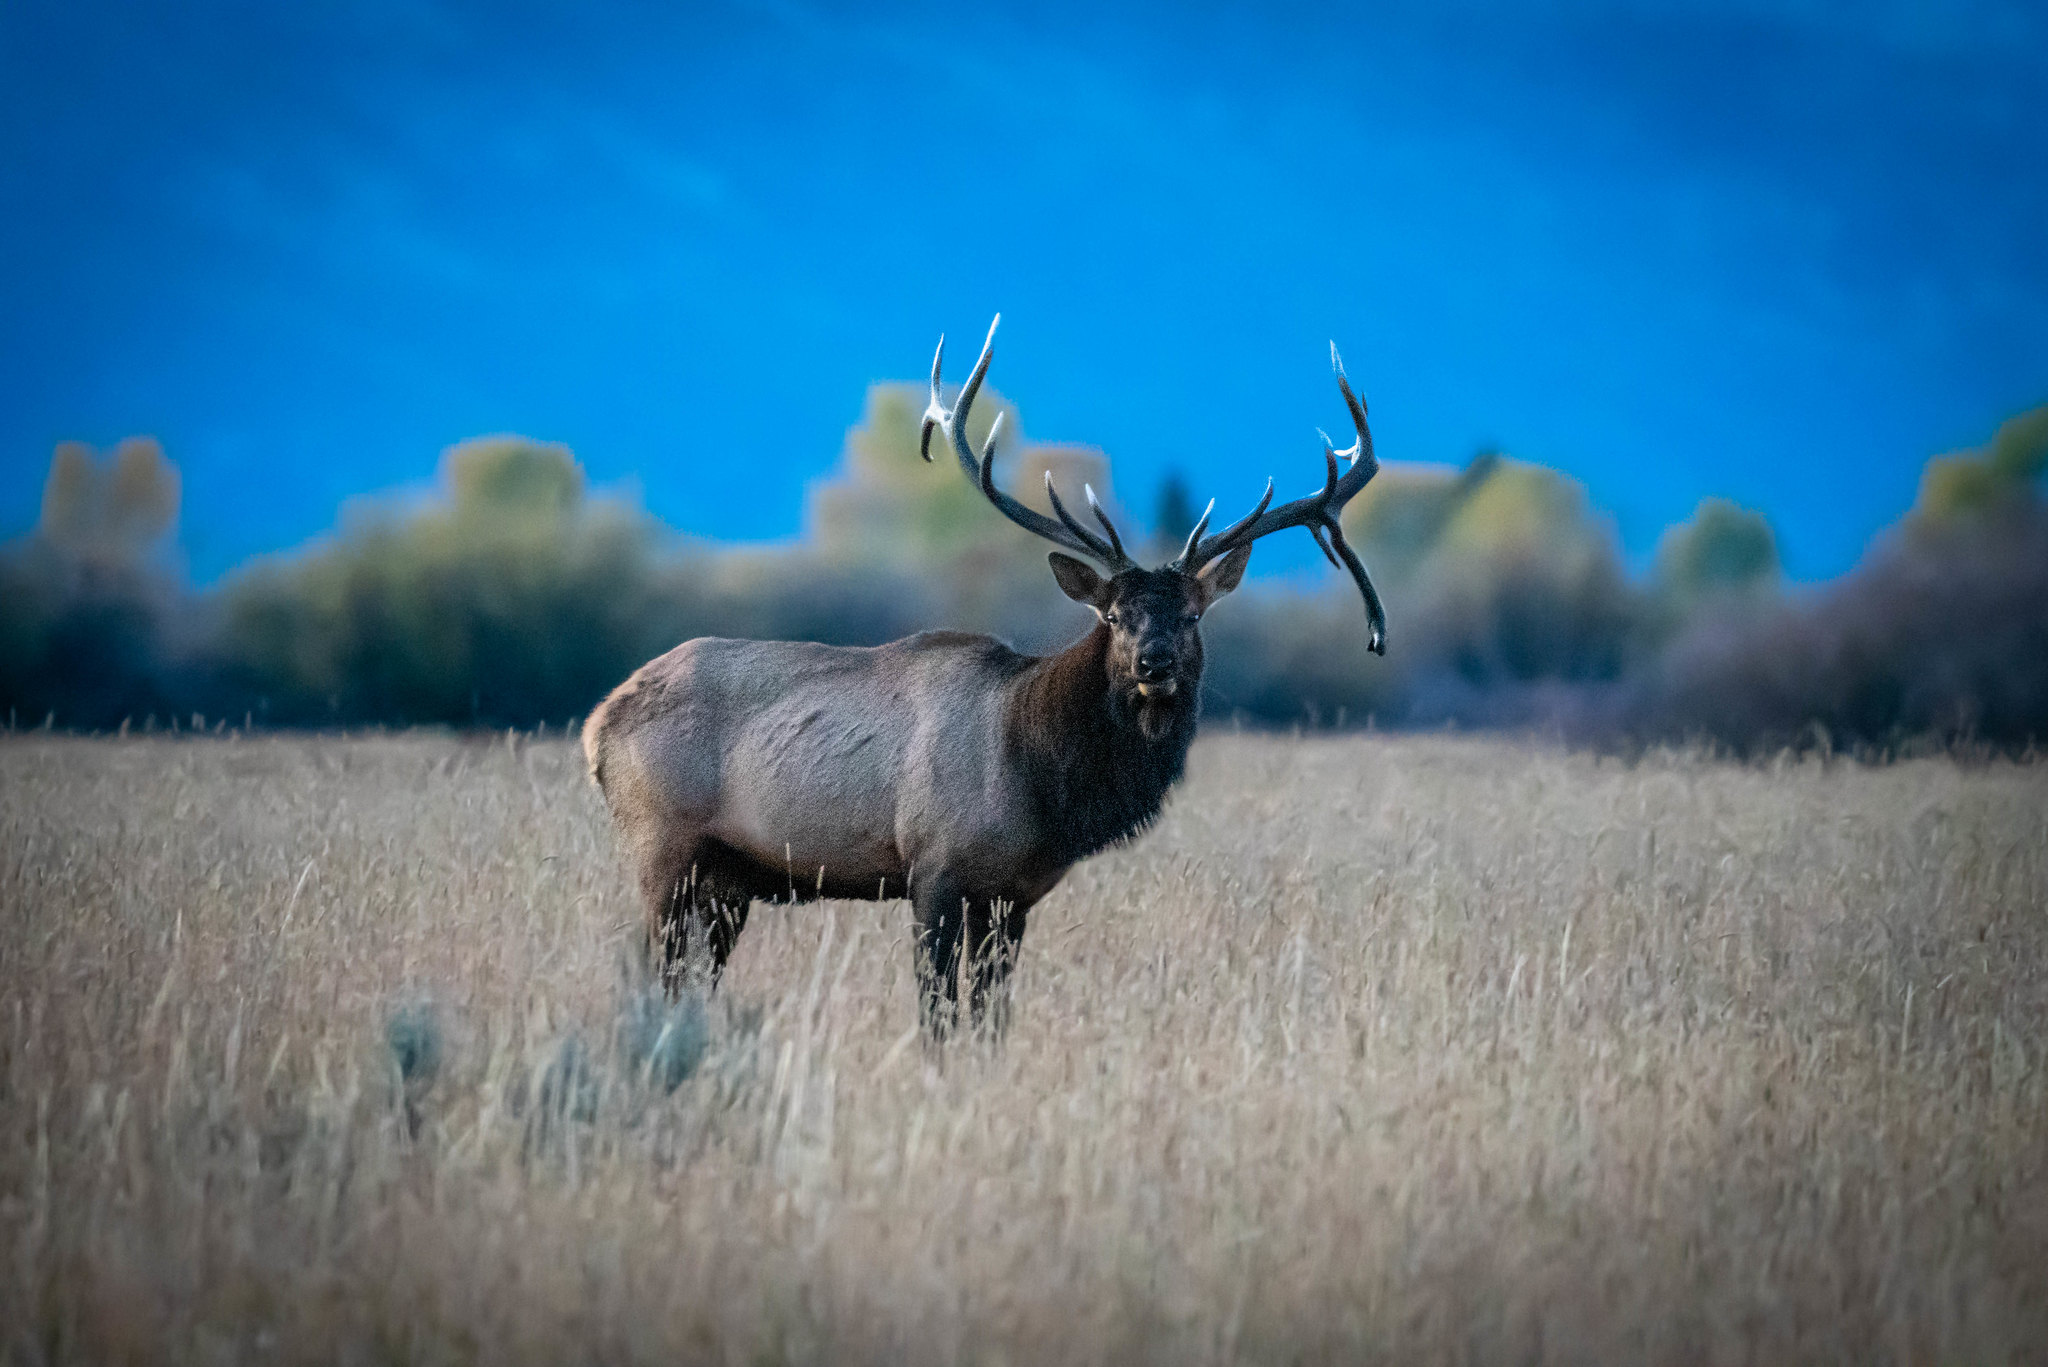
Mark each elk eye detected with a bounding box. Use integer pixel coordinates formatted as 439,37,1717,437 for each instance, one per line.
1103,610,1119,626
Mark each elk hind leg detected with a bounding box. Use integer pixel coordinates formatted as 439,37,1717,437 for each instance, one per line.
636,841,696,997
637,840,756,996
687,875,752,988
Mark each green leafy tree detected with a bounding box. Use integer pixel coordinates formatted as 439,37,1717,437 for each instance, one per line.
1391,457,1639,685
807,384,1018,567
0,438,185,726
1654,497,1779,603
217,437,682,725
445,435,585,516
38,437,181,566
1341,451,1499,584
1912,404,2048,527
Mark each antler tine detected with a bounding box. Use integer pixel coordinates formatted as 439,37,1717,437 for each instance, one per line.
918,334,947,461
921,315,1133,571
1176,340,1387,649
1171,481,1272,570
1083,484,1129,564
921,316,1000,461
975,414,1008,499
1174,499,1216,569
1330,342,1377,473
1325,518,1387,655
1043,474,1123,566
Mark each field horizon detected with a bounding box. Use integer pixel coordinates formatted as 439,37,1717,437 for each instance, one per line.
3,731,2044,1364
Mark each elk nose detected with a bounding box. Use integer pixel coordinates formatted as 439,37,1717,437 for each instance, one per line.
1136,645,1176,680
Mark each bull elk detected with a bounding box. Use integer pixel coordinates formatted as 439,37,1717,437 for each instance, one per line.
583,318,1386,1037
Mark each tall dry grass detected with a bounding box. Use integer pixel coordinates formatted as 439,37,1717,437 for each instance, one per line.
2,731,2044,1364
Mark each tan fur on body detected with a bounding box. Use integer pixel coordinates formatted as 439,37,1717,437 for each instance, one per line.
585,631,1052,906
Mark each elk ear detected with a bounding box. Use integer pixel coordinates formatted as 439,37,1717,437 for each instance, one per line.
1047,552,1107,609
1195,544,1252,608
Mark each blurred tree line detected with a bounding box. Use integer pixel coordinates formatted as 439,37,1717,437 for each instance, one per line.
3,390,2043,751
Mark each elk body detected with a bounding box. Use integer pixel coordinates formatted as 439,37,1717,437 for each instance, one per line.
584,318,1387,1037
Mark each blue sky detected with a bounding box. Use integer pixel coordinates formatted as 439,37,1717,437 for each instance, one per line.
3,0,2043,582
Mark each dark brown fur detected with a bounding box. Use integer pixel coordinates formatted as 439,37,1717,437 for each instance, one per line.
1006,614,1200,872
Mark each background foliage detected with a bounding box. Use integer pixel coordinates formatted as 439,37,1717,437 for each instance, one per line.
3,393,2044,749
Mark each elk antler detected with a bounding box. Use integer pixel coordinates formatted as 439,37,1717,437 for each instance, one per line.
1170,343,1388,654
921,315,1136,573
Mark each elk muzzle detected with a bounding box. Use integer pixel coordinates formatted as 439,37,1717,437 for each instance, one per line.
1135,644,1179,697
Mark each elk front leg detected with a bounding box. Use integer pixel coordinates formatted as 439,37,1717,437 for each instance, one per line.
966,897,1030,1037
912,875,969,1041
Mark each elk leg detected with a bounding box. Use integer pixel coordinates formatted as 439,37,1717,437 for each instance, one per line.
641,842,757,999
688,889,751,986
966,897,1030,1036
681,844,768,993
637,843,695,998
912,876,969,1040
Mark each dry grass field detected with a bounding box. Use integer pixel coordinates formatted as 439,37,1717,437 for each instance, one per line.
2,731,2045,1365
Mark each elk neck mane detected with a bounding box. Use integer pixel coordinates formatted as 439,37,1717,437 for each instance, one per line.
1002,622,1198,866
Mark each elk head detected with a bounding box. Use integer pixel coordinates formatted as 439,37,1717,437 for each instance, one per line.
1037,548,1249,740
919,316,1389,735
